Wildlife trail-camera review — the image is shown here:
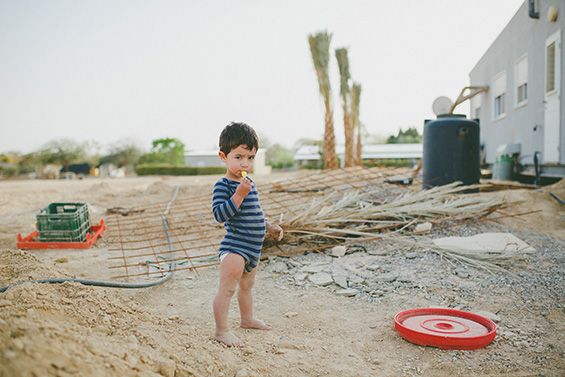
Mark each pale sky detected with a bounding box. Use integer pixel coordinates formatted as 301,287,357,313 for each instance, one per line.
0,0,524,154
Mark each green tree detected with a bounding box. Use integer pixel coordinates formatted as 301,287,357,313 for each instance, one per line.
266,144,294,169
138,138,185,165
100,141,144,172
16,153,36,174
36,139,88,168
387,128,422,144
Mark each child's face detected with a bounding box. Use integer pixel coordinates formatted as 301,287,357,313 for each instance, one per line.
219,144,257,179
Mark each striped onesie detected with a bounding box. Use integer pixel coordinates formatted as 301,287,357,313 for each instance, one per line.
212,177,266,272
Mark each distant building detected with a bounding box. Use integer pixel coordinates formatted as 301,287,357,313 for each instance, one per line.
294,144,423,167
184,149,271,174
469,0,564,176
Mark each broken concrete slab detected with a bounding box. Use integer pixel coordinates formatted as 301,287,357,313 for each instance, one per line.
335,288,359,297
308,272,334,286
332,274,348,289
414,222,433,234
292,272,308,282
268,261,289,274
375,272,399,283
300,263,331,274
433,233,536,255
330,245,347,257
367,248,388,256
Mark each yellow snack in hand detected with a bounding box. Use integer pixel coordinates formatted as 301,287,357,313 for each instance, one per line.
241,171,248,178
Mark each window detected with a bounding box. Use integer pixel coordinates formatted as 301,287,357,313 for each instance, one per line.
494,94,505,118
546,42,556,93
515,56,528,106
517,84,528,103
492,72,506,119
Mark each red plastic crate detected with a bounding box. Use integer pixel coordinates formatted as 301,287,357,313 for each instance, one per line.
17,219,106,250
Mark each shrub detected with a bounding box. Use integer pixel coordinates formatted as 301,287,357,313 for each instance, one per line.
363,159,417,168
135,164,225,176
0,165,17,177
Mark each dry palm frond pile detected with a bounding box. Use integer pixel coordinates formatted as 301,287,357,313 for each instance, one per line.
281,182,502,241
271,182,518,272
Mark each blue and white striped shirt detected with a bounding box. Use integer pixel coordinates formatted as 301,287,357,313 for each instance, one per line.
212,177,266,272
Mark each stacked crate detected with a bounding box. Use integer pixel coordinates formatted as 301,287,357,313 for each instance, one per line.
36,203,90,242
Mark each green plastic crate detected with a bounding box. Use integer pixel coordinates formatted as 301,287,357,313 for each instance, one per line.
37,203,91,242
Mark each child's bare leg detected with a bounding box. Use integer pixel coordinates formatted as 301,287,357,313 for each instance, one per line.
238,267,272,330
213,253,245,346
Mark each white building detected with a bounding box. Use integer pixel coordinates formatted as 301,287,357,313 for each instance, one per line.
469,0,564,176
184,149,271,174
294,144,423,167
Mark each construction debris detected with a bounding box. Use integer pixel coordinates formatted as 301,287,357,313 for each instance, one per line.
414,222,433,234
432,233,535,260
330,245,347,257
102,168,513,281
105,207,146,216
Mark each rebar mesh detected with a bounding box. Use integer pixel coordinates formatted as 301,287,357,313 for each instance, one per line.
104,167,408,280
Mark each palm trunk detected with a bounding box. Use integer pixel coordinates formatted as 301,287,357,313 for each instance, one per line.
309,32,338,169
351,83,362,166
335,48,353,167
324,100,337,169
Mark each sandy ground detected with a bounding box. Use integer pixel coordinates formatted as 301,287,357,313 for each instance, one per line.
0,173,564,377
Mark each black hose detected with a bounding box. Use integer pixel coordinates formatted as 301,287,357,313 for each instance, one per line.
0,273,173,293
0,186,181,294
533,151,541,186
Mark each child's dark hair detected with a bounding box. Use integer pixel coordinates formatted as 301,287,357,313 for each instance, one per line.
219,122,259,154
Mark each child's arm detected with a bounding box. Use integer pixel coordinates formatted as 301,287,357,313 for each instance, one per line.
266,220,284,241
231,178,253,209
212,180,253,223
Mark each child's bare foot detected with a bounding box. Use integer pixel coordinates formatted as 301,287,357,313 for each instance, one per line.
240,318,272,330
215,331,244,347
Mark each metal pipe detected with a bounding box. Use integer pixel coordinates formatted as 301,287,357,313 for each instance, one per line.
529,0,539,19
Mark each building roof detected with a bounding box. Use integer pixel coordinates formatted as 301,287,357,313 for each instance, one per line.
185,149,266,157
294,144,423,161
185,150,219,157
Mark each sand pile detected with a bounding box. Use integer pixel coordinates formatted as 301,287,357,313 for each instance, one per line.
0,250,230,377
487,179,565,239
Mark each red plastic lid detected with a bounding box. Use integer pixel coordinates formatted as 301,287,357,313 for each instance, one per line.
394,308,497,350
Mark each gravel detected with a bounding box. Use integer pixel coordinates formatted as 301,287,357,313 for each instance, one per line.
262,221,565,373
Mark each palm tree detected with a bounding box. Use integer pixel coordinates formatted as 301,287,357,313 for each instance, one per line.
335,48,354,167
351,83,362,166
308,31,338,169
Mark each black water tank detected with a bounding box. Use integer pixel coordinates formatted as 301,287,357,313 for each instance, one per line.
423,114,480,188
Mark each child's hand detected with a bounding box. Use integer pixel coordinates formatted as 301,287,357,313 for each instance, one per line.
267,223,284,241
235,177,253,198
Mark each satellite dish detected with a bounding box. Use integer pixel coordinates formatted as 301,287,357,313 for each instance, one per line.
432,96,453,116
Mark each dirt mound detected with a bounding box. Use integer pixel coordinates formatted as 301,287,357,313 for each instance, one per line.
0,250,66,285
0,250,226,377
486,178,565,239
145,182,175,196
